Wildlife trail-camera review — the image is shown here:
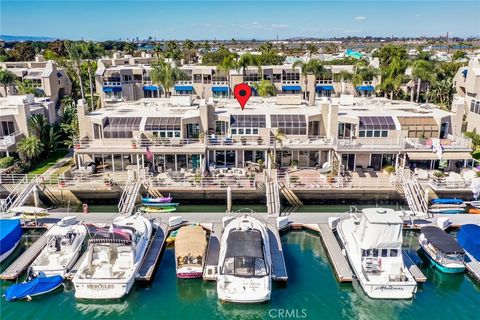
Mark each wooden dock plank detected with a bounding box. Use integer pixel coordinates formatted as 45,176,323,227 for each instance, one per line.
465,252,480,283
267,225,288,281
0,235,48,280
402,250,427,283
136,223,168,281
203,223,222,281
317,224,353,282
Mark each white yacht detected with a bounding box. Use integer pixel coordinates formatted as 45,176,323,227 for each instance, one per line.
337,208,417,299
30,216,87,277
73,214,152,299
217,215,272,303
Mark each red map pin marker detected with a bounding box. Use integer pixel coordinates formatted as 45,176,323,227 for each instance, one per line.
234,83,252,110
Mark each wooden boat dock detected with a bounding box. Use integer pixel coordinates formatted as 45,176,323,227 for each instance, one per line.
317,223,353,282
203,222,222,281
465,252,480,283
0,234,49,280
267,224,288,281
402,251,427,282
136,222,169,281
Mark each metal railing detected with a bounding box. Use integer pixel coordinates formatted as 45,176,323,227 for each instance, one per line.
147,175,257,190
336,137,403,151
428,175,471,190
277,172,394,190
74,137,203,149
403,136,472,151
0,132,23,148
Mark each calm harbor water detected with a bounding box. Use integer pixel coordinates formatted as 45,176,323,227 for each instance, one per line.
1,229,479,320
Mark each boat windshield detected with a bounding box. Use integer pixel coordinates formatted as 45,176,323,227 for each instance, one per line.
222,257,268,277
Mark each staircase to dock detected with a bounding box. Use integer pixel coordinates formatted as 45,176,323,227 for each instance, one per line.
118,177,142,215
1,176,37,212
278,182,303,207
394,166,430,217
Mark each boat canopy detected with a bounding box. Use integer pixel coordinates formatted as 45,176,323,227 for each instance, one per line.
421,226,465,255
356,208,403,249
87,225,132,244
0,219,22,256
457,224,480,260
226,229,264,258
175,225,206,259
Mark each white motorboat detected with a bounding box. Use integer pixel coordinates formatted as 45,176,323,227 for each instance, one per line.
217,215,272,303
73,214,152,299
337,208,417,299
30,217,87,277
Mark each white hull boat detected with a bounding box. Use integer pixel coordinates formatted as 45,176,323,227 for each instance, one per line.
73,214,152,299
217,215,272,303
337,208,417,299
30,217,87,277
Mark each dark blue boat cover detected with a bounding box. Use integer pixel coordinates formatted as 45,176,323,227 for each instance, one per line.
421,226,465,254
431,198,463,205
4,275,63,301
0,219,22,255
457,224,480,261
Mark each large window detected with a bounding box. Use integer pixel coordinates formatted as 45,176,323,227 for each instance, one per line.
144,117,182,138
103,117,141,139
270,114,307,135
230,115,266,135
244,71,260,82
186,123,200,139
397,116,439,138
358,116,395,138
470,100,480,114
1,121,15,136
338,123,355,139
215,121,229,135
283,70,300,81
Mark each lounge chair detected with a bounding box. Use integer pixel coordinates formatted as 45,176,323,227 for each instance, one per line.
366,167,377,178
355,166,366,178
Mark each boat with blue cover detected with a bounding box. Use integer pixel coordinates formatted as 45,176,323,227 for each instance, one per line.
0,219,23,263
3,273,64,301
457,224,480,261
419,226,465,273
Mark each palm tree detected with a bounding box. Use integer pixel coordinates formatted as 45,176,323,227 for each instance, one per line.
0,69,16,96
237,53,256,78
183,39,195,64
412,60,435,103
123,42,136,55
323,43,338,54
203,41,211,52
379,55,408,99
292,59,325,101
352,64,380,96
259,42,275,55
81,41,104,110
153,43,163,62
333,70,353,94
150,62,185,97
17,136,43,160
253,80,277,97
306,44,318,58
429,78,455,110
217,55,237,90
66,42,86,100
28,114,48,138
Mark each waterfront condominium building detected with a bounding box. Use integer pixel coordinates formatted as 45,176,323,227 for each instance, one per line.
74,94,471,174
453,58,480,132
0,57,72,106
0,95,56,157
94,57,381,108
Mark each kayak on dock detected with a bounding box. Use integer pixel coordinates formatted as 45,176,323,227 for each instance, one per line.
140,206,177,213
469,208,480,214
431,198,464,205
4,273,64,302
141,195,173,204
430,209,465,214
141,202,179,207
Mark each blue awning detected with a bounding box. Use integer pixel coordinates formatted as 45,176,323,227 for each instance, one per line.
356,85,374,91
212,86,229,93
103,86,122,93
282,85,301,91
316,85,334,91
175,85,193,91
143,85,160,91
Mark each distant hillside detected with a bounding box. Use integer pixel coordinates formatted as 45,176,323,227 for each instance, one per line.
0,34,58,42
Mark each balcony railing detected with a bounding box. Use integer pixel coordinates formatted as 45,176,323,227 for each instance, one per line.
175,80,193,85
277,172,394,190
282,80,300,84
403,136,472,151
316,80,334,84
336,137,404,151
74,137,203,150
0,132,22,148
103,81,122,86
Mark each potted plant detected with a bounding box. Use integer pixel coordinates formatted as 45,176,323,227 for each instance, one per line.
327,173,336,184
199,132,205,143
382,165,396,175
104,177,113,187
257,136,264,145
240,136,247,145
290,160,298,170
131,139,138,149
257,159,264,172
433,170,445,178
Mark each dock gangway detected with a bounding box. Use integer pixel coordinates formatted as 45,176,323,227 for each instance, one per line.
394,167,430,217
118,177,142,215
0,175,38,212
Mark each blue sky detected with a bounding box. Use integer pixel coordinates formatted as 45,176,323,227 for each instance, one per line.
1,1,479,40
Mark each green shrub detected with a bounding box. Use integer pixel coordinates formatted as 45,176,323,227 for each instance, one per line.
433,170,445,178
0,156,15,168
383,165,396,174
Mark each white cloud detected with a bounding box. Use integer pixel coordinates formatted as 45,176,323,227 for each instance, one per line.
343,29,361,34
354,16,366,21
271,24,289,29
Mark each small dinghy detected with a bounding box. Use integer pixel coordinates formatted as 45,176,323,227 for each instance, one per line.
4,273,64,301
